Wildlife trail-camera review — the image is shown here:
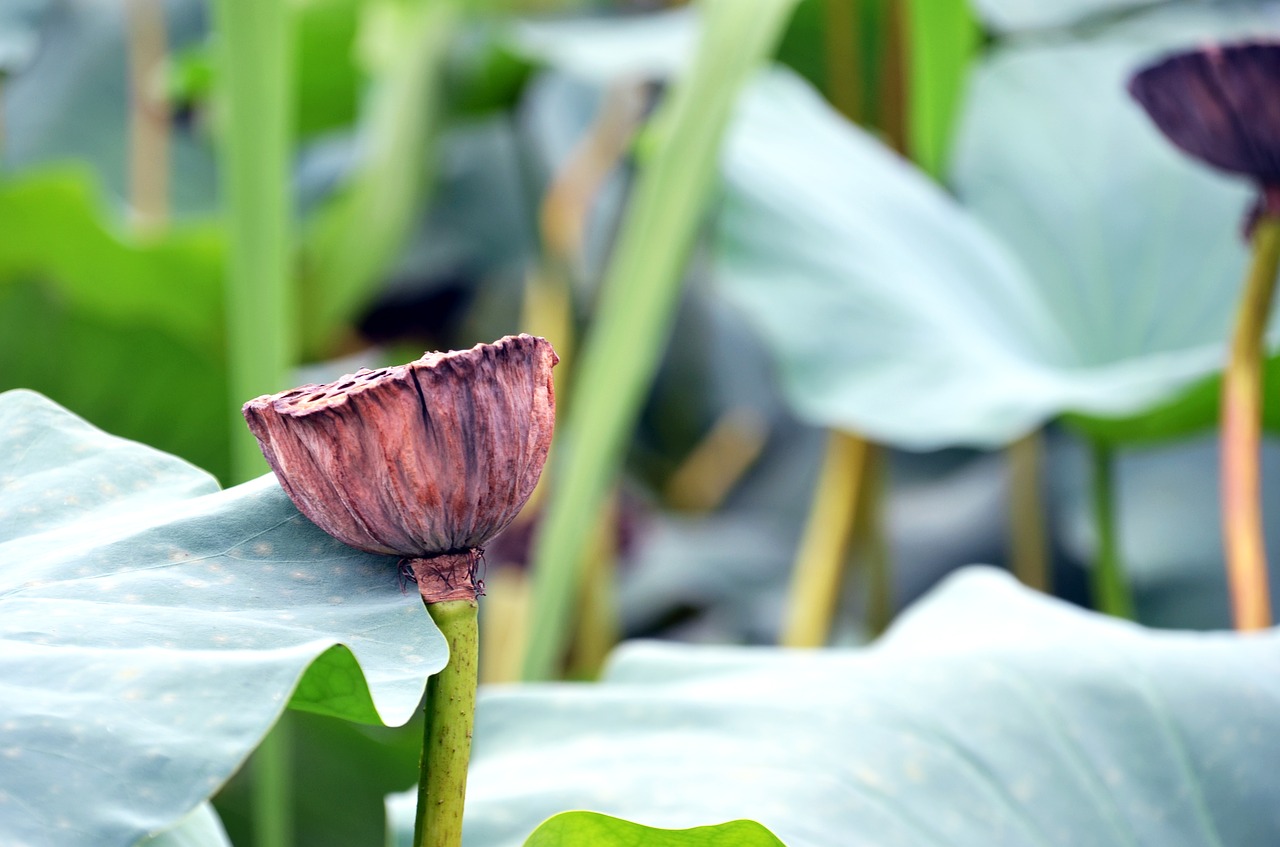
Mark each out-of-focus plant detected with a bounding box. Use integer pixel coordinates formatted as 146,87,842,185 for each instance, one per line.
519,0,800,682
1129,41,1280,630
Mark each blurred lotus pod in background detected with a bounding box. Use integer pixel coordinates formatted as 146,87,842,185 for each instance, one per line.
1128,40,1280,221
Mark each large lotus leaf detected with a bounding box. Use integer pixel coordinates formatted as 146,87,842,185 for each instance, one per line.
953,6,1280,444
388,567,1280,845
714,8,1276,450
0,390,445,847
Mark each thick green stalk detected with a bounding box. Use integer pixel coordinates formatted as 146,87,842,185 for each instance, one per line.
211,0,296,840
1090,441,1135,619
249,719,293,847
520,0,799,681
211,0,296,483
1222,214,1280,630
903,0,978,178
415,600,479,847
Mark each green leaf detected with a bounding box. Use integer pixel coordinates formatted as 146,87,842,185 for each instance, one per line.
521,0,801,681
0,390,445,847
0,171,232,480
523,812,785,847
0,170,224,352
715,5,1280,450
390,566,1280,845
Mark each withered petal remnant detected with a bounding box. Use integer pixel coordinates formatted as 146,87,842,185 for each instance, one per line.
1128,40,1280,199
242,334,557,601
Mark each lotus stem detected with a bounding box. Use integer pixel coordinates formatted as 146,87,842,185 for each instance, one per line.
1222,213,1280,631
125,0,169,230
781,430,869,647
1008,431,1049,591
414,598,479,847
859,444,893,635
1090,440,1135,619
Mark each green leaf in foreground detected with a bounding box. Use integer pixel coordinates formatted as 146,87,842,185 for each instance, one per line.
0,390,445,847
390,566,1280,845
524,812,784,847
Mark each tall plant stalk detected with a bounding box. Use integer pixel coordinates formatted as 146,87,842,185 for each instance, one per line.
781,432,869,647
211,0,296,483
1090,441,1135,619
520,0,799,682
125,0,170,230
1222,214,1280,630
1008,431,1049,591
210,0,296,843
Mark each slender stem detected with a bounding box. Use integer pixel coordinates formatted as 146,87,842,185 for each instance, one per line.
250,716,293,847
211,0,296,483
781,430,869,647
125,0,170,230
880,0,908,155
1222,213,1280,630
822,0,861,122
1090,441,1135,619
858,443,893,636
1008,431,1050,592
415,599,479,847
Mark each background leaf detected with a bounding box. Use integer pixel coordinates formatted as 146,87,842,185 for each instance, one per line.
0,171,232,480
389,567,1280,846
0,390,445,847
715,0,1279,451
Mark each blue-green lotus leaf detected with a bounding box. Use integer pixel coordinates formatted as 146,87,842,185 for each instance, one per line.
388,567,1280,845
716,4,1280,449
0,390,446,847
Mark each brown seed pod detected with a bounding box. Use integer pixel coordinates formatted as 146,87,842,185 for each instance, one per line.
1128,40,1280,211
242,334,558,602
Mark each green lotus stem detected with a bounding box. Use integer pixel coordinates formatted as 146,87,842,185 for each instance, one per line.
781,430,868,647
1008,431,1049,592
211,0,296,484
1090,441,1135,619
1222,214,1280,631
250,719,293,847
414,599,479,847
859,444,893,636
125,0,169,230
822,0,862,122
